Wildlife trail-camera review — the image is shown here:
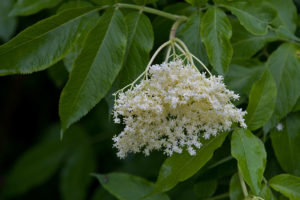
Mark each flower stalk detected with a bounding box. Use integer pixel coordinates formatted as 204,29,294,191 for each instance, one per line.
113,37,212,97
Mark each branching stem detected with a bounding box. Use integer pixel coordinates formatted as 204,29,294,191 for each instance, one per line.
115,3,188,21
113,38,212,95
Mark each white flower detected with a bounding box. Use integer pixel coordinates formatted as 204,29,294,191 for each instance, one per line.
112,60,246,158
276,123,283,131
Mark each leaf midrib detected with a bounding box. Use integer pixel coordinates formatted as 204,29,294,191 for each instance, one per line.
122,12,141,67
237,132,259,193
67,11,117,126
246,72,268,127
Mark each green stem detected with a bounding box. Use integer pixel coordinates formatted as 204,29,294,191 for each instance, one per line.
206,156,233,170
115,3,188,21
238,169,249,198
165,21,182,61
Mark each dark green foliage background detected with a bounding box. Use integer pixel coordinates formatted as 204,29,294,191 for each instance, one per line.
1,0,300,199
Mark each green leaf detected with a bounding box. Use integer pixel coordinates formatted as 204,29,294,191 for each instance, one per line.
10,0,63,16
178,13,209,68
265,0,297,33
117,11,153,87
60,1,100,72
231,129,266,195
246,69,277,131
229,173,244,200
231,19,276,59
225,59,266,97
59,8,127,132
193,180,217,199
218,0,276,35
57,1,95,13
4,141,67,197
201,7,232,74
3,125,78,197
275,26,300,42
0,0,17,42
0,7,100,76
267,43,300,121
293,98,300,112
155,132,228,192
93,173,169,200
105,11,154,114
60,144,96,200
47,61,68,88
185,0,208,7
3,125,89,197
269,174,300,200
260,183,277,200
92,188,117,200
270,112,300,176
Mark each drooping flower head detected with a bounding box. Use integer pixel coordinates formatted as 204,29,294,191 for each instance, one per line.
112,38,246,159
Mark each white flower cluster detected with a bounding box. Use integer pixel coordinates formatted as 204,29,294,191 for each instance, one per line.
113,60,246,158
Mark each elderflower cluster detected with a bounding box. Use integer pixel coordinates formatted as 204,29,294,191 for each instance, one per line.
113,60,246,158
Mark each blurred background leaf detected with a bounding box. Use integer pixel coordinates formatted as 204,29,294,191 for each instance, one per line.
10,0,63,16
94,173,169,200
0,0,17,42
